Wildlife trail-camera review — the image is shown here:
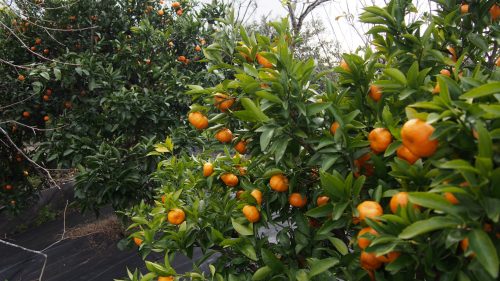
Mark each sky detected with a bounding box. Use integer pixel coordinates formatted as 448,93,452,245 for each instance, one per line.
224,0,432,53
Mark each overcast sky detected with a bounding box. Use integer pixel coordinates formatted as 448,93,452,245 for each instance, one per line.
224,0,431,53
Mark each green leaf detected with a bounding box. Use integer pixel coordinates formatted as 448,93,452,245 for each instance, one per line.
383,68,407,85
233,98,270,122
238,242,258,261
308,257,339,277
260,127,275,151
328,237,348,255
40,72,50,80
399,216,458,239
440,159,480,174
469,229,499,278
53,68,62,80
252,266,272,281
305,204,332,218
409,192,458,214
231,218,253,236
460,82,500,99
261,248,283,271
307,102,332,116
255,90,282,103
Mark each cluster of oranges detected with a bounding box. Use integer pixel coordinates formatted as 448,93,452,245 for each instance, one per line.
460,2,500,21
29,37,50,55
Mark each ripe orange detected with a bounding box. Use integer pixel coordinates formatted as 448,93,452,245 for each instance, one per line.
18,74,25,81
330,121,340,135
444,192,459,205
43,95,49,101
64,101,73,109
167,208,185,225
221,173,239,187
188,111,208,130
178,55,186,62
368,128,392,154
401,119,438,157
4,184,13,191
234,140,247,154
491,4,500,21
340,59,350,72
35,38,42,45
176,8,183,16
496,57,500,67
242,205,260,223
215,128,233,143
22,111,30,118
360,251,382,270
432,83,440,94
214,93,235,112
357,201,383,221
43,115,49,122
269,174,289,192
237,165,247,175
158,276,174,281
69,15,77,21
161,195,166,203
396,145,420,164
357,227,378,249
256,53,273,68
460,4,469,14
145,59,151,65
440,69,451,77
171,1,180,9
203,163,213,177
46,88,52,95
30,46,36,51
250,189,262,205
389,192,419,213
316,196,330,206
157,9,164,16
354,153,374,177
376,251,400,263
447,46,457,62
369,85,382,102
289,193,307,208
460,238,475,257
133,237,143,246
195,45,201,52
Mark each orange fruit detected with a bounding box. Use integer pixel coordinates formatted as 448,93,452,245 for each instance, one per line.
260,83,269,88
340,59,350,72
161,195,166,203
460,4,469,14
491,4,500,21
354,153,374,177
447,46,457,62
316,196,330,206
432,83,440,94
221,173,239,187
396,145,420,164
242,205,260,223
30,46,36,51
69,15,77,21
269,174,289,192
64,101,73,109
237,166,247,175
167,208,185,225
401,119,439,158
250,189,262,205
203,163,214,177
239,45,253,62
157,9,164,15
234,140,247,154
43,115,49,122
188,111,209,130
236,190,244,199
484,223,493,233
376,251,400,263
369,85,382,102
330,121,340,135
444,192,459,205
22,111,30,118
43,95,49,101
4,184,13,191
389,192,419,213
195,45,201,52
158,277,174,281
214,93,235,112
171,1,180,9
289,193,307,208
440,69,451,77
360,251,382,270
18,74,25,81
460,238,475,257
357,227,378,249
215,128,233,143
46,88,52,95
177,55,186,62
10,200,16,205
35,38,42,45
368,128,392,154
256,53,273,68
496,57,500,67
176,8,183,16
133,237,143,246
357,201,383,221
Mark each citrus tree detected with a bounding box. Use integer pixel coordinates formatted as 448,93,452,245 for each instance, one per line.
124,0,500,280
1,0,227,213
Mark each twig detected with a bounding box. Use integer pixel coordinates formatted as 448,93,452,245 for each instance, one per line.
0,239,48,280
0,93,37,109
41,200,69,251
